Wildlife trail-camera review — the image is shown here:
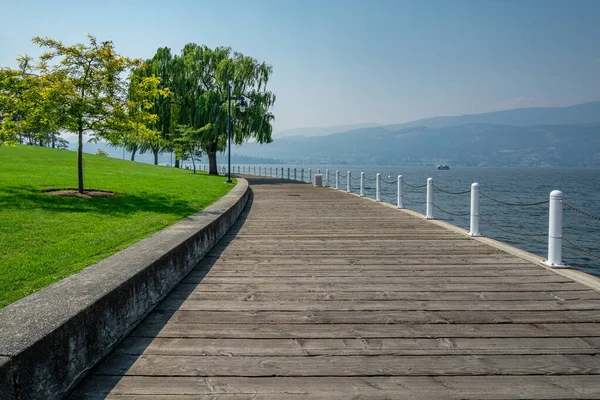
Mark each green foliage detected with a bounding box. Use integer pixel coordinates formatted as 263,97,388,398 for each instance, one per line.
144,44,276,174
0,35,168,192
96,149,108,156
0,145,234,308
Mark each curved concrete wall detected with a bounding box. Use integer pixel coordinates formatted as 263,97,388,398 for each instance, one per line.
0,179,250,400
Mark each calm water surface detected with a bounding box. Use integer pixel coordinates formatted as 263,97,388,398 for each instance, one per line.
238,165,600,278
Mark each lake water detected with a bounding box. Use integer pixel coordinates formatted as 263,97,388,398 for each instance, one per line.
232,165,600,278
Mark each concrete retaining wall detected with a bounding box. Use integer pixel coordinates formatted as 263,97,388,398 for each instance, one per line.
0,179,250,400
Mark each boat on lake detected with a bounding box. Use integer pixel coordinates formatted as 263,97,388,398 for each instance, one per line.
437,165,450,170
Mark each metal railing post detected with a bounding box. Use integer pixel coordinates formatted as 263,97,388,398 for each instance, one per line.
347,171,351,193
544,190,566,267
287,167,290,180
397,175,404,208
301,168,304,182
469,183,482,236
309,168,312,183
335,170,340,189
325,169,329,187
376,173,381,201
425,178,434,219
360,172,365,197
294,168,297,181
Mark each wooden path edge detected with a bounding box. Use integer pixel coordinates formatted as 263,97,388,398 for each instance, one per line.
0,178,250,400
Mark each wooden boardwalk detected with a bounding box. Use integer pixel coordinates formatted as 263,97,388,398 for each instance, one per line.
72,177,600,399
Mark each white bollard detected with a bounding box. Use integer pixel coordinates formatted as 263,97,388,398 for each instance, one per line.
544,190,566,267
294,168,297,181
469,183,482,236
425,177,434,219
360,172,365,197
335,170,340,189
325,169,329,187
397,175,404,208
309,168,312,183
314,173,323,187
376,173,381,201
347,171,351,193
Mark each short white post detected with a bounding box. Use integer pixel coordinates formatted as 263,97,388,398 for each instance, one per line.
335,170,340,189
294,168,297,180
397,175,404,208
309,168,312,183
360,172,365,197
325,169,329,186
376,173,381,201
469,183,482,236
346,171,351,192
544,190,566,267
287,167,290,179
425,177,434,219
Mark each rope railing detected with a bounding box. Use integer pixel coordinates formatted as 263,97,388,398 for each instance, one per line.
402,180,427,188
563,201,600,221
562,236,600,259
432,183,470,195
479,191,549,207
432,202,470,217
479,215,548,237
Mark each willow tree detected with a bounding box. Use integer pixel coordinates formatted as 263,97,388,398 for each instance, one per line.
4,35,165,193
146,44,275,174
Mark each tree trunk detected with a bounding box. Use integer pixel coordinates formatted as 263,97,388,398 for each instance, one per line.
78,126,84,194
175,159,180,168
191,156,196,174
131,147,137,161
153,148,159,165
51,133,55,149
207,142,218,175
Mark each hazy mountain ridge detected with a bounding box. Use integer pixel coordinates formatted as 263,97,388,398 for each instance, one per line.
240,123,600,167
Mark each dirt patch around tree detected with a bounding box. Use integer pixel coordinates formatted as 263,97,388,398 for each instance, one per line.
44,189,117,199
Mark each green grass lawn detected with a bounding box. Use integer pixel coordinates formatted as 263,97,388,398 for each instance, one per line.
0,145,235,309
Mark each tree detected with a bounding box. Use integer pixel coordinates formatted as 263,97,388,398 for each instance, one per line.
173,124,210,174
146,44,276,174
0,35,166,193
96,149,108,157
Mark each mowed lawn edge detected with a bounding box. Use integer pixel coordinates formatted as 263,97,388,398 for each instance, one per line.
0,145,235,309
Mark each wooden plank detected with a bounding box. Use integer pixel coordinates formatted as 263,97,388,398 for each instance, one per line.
131,322,600,339
113,337,600,356
168,290,600,301
141,310,600,324
186,276,571,284
70,375,600,399
156,299,600,312
177,282,586,292
93,354,600,377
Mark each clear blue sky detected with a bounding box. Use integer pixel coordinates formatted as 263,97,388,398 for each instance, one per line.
1,0,599,134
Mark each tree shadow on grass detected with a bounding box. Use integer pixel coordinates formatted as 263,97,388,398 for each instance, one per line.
0,185,199,217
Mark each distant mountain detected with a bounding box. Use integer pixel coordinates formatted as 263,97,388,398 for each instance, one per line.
275,123,380,138
385,101,600,130
237,123,600,167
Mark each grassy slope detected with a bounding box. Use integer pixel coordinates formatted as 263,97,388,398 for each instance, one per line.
0,145,234,308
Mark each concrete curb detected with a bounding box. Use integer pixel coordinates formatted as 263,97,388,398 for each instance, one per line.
0,178,250,400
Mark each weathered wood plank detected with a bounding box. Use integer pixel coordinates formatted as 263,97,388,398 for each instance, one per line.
131,322,600,339
141,310,600,324
70,375,600,399
168,289,600,301
113,337,600,356
156,299,600,312
94,354,600,377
